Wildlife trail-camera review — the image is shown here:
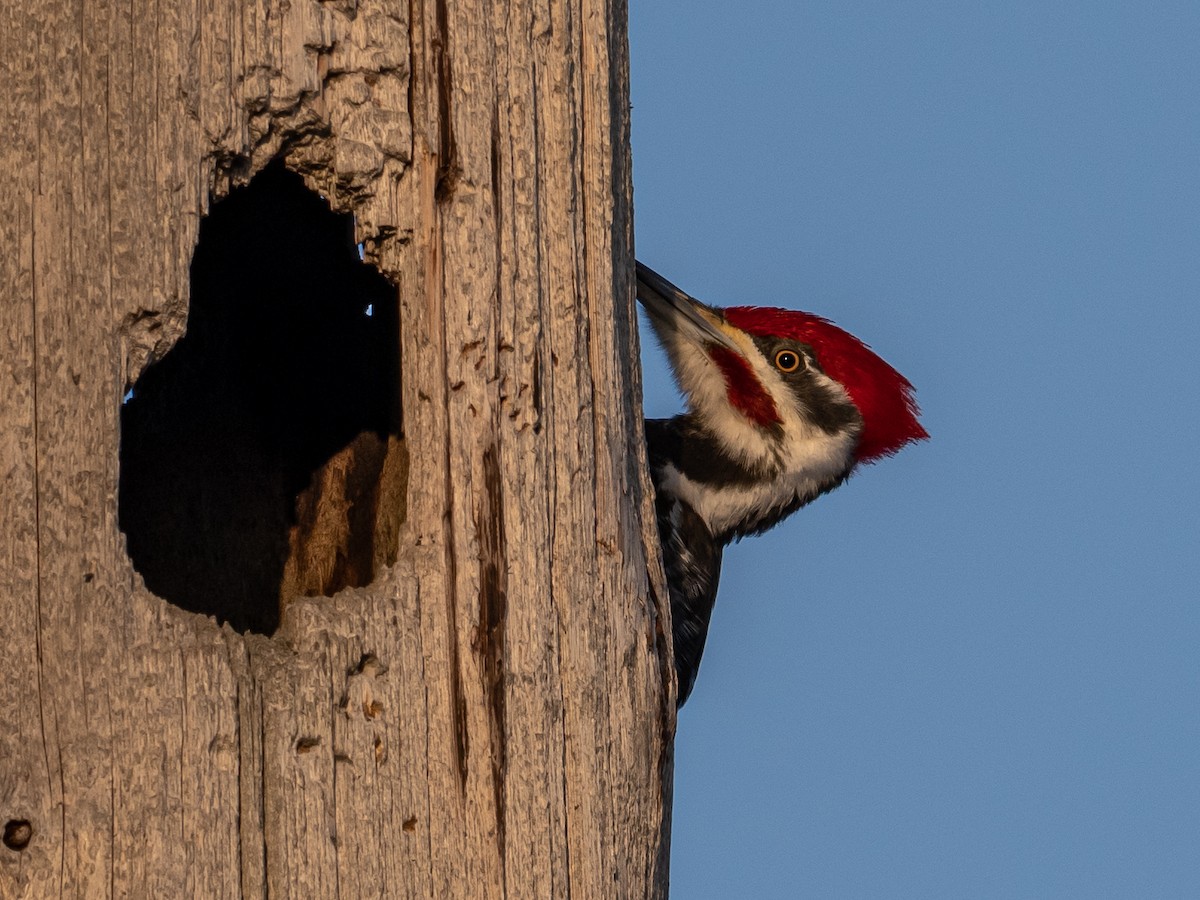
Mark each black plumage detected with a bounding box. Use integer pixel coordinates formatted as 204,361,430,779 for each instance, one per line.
645,417,726,706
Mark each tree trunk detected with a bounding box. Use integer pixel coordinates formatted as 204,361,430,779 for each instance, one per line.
0,0,674,894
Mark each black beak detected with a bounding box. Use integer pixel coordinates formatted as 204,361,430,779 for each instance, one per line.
635,261,742,353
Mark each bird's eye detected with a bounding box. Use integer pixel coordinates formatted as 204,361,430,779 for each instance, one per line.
774,349,803,373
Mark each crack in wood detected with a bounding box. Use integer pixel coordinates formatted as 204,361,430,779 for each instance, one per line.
474,444,509,869
444,489,470,791
432,0,459,202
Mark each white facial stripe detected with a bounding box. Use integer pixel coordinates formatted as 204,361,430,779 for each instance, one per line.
734,334,861,472
650,323,780,468
649,314,861,511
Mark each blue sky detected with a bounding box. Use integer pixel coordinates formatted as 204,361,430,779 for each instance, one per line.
629,3,1200,897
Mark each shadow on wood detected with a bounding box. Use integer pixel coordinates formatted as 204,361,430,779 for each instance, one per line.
118,161,404,633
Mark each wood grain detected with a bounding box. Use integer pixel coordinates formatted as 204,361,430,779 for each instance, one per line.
0,0,674,895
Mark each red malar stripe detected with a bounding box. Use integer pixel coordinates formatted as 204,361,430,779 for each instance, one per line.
707,345,781,429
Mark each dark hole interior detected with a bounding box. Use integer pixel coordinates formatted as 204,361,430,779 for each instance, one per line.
119,161,401,634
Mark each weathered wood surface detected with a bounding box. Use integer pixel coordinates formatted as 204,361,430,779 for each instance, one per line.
0,0,674,894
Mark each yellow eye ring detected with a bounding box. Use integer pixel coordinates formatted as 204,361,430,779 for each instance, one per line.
774,349,802,373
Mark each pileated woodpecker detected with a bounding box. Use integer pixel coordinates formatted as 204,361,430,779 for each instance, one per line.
636,262,927,706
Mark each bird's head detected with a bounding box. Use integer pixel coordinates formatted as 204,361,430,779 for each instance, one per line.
637,262,927,482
